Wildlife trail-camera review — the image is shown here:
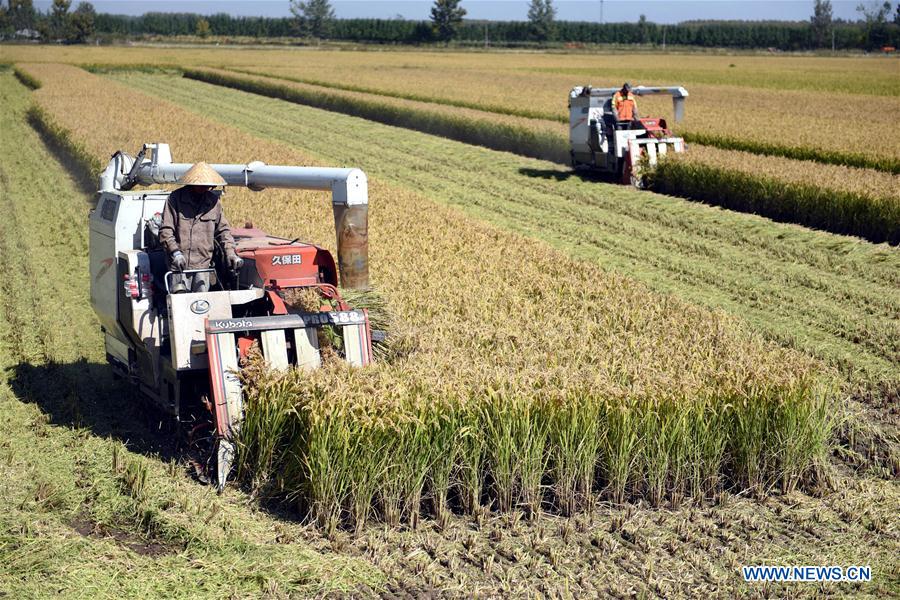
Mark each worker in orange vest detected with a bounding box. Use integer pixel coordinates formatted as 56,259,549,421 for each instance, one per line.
612,82,639,122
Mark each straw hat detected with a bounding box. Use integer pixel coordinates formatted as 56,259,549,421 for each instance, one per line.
178,162,227,187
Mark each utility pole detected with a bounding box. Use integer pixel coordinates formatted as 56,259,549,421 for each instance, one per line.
600,0,604,24
484,22,489,48
831,28,835,53
662,26,666,50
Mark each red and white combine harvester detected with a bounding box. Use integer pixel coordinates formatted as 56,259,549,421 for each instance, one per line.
90,143,372,488
568,85,689,186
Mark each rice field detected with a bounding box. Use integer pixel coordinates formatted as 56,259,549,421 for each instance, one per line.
19,62,839,531
2,46,899,597
184,66,900,243
112,70,900,387
3,46,897,162
234,56,900,170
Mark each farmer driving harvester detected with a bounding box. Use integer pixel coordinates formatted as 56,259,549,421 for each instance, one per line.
159,162,243,293
612,82,639,122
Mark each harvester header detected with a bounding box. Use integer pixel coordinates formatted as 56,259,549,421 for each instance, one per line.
568,84,689,186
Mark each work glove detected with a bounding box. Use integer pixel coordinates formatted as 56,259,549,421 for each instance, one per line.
227,250,243,271
170,251,186,271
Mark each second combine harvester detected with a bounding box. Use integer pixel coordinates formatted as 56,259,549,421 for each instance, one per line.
568,85,689,186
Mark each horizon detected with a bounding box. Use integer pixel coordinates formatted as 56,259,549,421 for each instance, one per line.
32,1,872,25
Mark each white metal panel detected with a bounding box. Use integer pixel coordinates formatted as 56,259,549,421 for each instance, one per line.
104,332,131,364
167,291,232,370
216,332,243,425
343,324,365,367
228,289,266,305
261,330,289,370
294,328,321,370
90,191,167,338
569,95,592,154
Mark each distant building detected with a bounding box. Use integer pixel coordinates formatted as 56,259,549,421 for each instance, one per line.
15,28,41,40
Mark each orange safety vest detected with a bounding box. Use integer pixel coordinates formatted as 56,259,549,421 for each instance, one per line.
613,91,637,121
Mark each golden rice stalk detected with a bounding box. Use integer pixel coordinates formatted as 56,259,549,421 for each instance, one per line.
20,63,833,529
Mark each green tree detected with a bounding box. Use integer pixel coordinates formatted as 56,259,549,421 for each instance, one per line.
527,0,556,42
48,0,71,40
637,13,651,43
430,0,466,42
69,1,94,42
2,0,37,33
856,1,893,48
289,0,335,38
195,17,211,38
810,0,833,47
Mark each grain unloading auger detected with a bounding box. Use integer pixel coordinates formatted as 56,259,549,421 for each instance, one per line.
568,85,689,186
90,143,372,489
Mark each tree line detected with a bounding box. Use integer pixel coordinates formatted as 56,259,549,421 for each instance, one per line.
2,0,96,42
3,0,899,50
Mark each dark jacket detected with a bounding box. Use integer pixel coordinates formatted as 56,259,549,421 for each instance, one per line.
159,187,236,270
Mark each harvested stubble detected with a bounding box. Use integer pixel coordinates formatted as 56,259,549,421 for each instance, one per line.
187,67,900,244
21,63,833,533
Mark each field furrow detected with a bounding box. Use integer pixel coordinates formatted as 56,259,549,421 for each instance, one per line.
113,71,900,383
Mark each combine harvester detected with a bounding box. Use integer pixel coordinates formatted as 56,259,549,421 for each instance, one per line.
90,143,372,488
568,85,689,186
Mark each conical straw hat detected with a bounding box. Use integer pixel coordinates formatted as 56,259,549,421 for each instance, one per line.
178,162,227,187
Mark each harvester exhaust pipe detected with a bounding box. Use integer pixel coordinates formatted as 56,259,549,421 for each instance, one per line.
99,143,369,289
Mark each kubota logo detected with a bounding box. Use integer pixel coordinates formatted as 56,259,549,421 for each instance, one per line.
272,254,302,266
190,300,211,315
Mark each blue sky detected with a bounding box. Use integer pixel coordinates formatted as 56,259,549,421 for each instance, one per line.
34,1,874,24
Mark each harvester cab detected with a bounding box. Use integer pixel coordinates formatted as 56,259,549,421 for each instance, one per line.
89,143,372,489
568,85,688,186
